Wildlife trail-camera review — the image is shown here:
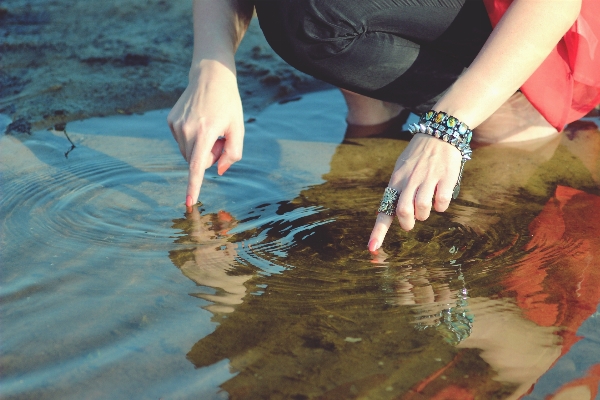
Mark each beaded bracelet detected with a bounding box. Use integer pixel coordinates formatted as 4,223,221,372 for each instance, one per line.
408,111,474,199
408,110,473,160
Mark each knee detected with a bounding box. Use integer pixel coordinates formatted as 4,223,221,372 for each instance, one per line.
257,1,364,59
298,2,365,58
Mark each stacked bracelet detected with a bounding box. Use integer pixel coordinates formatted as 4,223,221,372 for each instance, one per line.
408,110,473,160
408,110,474,199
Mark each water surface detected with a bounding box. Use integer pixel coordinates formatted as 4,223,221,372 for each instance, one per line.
1,91,599,399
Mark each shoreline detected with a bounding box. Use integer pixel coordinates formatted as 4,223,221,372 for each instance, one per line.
1,1,329,134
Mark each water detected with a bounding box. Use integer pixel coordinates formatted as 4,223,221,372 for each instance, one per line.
1,91,599,399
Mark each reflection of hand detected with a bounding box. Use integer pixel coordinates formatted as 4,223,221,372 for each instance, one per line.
369,134,461,251
379,262,471,342
186,204,236,243
390,267,453,307
177,207,251,314
167,60,245,207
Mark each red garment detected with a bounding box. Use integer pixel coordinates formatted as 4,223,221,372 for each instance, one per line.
483,0,600,131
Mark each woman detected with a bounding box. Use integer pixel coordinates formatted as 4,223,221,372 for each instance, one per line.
167,0,600,251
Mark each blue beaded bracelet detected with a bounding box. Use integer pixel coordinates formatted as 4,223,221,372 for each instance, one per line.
408,111,473,199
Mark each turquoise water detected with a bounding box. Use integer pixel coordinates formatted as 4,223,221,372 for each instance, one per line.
1,91,599,399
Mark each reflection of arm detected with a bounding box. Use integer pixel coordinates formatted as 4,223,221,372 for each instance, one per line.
190,0,253,75
459,298,561,400
435,0,581,128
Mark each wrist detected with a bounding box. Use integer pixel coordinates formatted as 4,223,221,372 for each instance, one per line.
189,58,237,83
409,111,473,160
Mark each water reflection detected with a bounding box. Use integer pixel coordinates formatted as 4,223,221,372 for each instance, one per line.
169,118,600,399
170,208,250,315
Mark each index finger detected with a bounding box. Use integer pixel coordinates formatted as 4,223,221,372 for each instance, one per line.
186,144,209,207
368,213,394,252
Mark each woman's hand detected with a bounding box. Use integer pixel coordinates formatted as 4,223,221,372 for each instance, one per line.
168,60,245,207
368,134,462,251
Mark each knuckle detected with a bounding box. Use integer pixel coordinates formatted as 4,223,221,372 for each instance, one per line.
172,120,184,135
227,150,242,162
437,194,452,205
415,200,430,211
189,158,203,172
166,112,175,125
181,122,195,136
396,206,412,218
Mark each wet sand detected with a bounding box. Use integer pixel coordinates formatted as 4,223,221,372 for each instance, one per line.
0,0,329,133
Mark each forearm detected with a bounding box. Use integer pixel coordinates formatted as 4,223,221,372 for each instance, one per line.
190,0,254,77
435,0,581,128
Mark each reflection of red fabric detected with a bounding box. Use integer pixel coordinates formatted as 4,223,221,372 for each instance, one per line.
483,1,600,131
406,186,599,399
503,186,600,397
429,386,474,400
506,186,600,332
548,364,600,400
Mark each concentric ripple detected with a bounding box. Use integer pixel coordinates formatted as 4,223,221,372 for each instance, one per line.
1,148,183,255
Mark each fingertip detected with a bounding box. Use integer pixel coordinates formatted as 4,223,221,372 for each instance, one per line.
187,157,205,209
186,183,200,211
398,216,415,232
369,213,393,251
434,202,449,213
217,160,232,176
368,238,380,252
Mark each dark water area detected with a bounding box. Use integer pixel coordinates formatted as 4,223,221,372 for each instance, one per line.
1,91,599,399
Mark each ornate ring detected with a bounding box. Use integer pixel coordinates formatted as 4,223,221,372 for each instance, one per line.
377,187,400,216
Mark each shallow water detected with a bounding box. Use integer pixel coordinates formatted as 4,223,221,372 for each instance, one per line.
1,91,599,399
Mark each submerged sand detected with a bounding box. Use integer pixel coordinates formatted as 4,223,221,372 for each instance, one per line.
0,0,329,134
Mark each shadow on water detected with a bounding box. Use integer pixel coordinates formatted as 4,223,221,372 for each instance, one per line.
168,118,600,400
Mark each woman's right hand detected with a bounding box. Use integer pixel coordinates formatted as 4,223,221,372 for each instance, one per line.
167,60,245,207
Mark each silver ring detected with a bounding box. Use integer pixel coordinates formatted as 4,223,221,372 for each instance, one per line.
377,187,400,216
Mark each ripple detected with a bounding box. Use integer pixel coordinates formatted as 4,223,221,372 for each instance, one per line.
1,146,181,253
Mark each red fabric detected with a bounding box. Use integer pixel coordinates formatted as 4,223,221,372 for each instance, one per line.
483,0,600,131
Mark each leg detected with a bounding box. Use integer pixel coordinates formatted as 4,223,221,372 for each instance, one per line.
340,88,402,125
255,0,492,113
473,92,559,143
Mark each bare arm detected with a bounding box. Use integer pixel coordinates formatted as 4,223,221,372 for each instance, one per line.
369,0,581,250
436,0,581,128
168,0,254,207
189,0,253,76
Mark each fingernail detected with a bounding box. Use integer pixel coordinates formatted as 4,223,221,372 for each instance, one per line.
218,161,231,176
368,239,379,252
186,195,193,207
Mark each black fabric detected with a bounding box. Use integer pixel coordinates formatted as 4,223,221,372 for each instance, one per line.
255,0,492,112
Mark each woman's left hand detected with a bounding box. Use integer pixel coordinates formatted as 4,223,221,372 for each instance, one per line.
368,133,462,251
